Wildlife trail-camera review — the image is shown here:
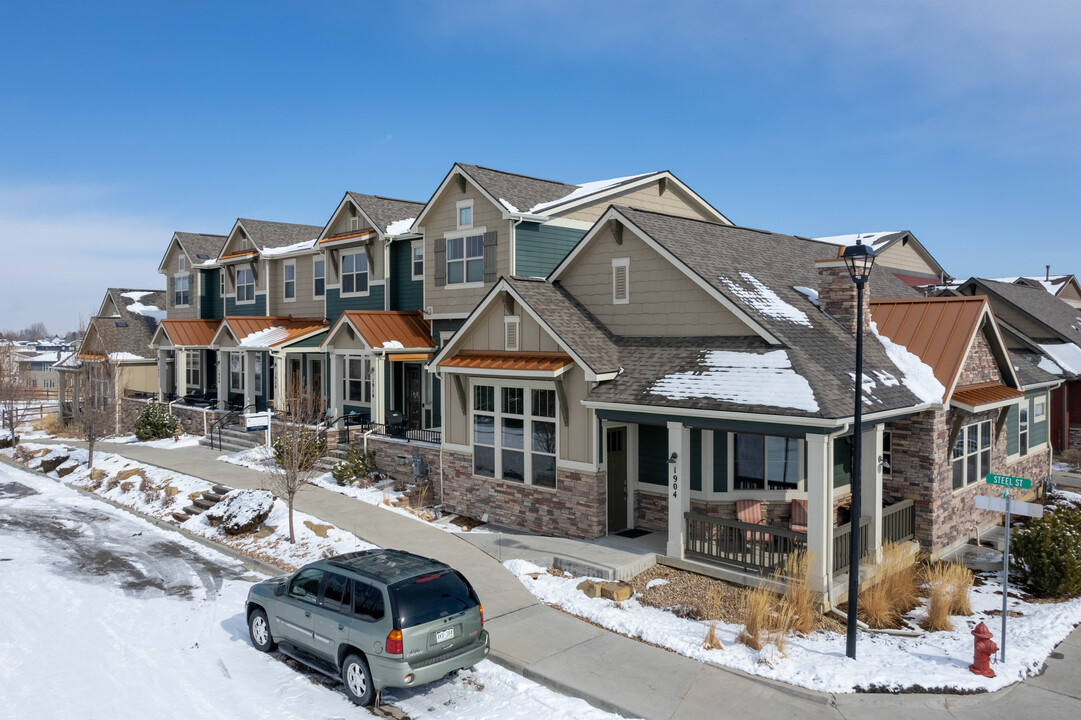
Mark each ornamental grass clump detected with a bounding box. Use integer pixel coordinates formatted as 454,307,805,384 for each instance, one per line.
782,550,815,635
944,562,974,616
738,583,774,650
858,541,919,628
921,563,953,632
1010,509,1081,598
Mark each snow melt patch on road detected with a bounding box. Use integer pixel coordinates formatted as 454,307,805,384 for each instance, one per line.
650,349,819,413
870,320,945,404
721,272,813,326
505,558,1081,694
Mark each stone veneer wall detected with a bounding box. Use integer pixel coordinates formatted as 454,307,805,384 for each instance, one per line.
1070,425,1081,450
885,406,1050,555
635,490,668,531
119,397,214,436
441,449,606,538
955,331,1000,387
326,429,444,505
817,263,871,335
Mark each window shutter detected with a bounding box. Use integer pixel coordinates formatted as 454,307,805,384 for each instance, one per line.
483,230,498,283
434,238,446,287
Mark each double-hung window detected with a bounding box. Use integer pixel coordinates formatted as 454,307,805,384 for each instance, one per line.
230,353,243,392
185,350,200,387
472,384,557,488
254,355,263,395
1019,405,1029,456
313,258,325,298
174,257,190,307
341,251,368,295
447,235,483,285
411,242,424,280
236,267,255,303
283,261,296,301
733,433,800,490
346,357,371,404
953,420,992,489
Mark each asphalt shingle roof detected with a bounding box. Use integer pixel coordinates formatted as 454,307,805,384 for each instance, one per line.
92,288,166,360
174,232,227,263
345,193,425,236
458,164,577,214
238,219,323,251
968,278,1081,346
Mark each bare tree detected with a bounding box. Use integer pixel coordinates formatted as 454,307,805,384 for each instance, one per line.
71,350,117,469
262,380,328,543
0,335,33,445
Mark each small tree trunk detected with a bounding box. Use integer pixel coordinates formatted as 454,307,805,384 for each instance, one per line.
287,495,296,543
88,437,95,469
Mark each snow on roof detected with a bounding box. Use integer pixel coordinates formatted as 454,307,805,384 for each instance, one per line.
53,353,81,369
1038,343,1081,376
239,326,289,348
381,340,404,349
385,218,416,236
793,286,819,306
869,321,946,403
1037,355,1064,375
720,272,812,326
259,239,318,257
498,198,520,214
528,172,655,215
17,352,62,363
122,292,167,322
108,352,148,362
649,349,819,412
850,370,901,407
812,231,899,247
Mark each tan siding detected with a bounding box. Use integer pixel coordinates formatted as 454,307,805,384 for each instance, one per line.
446,377,468,446
559,367,592,464
266,257,323,318
326,204,372,238
164,244,198,320
459,298,562,353
117,363,158,394
423,183,506,316
877,242,938,276
1057,281,1081,303
558,225,751,337
557,181,716,224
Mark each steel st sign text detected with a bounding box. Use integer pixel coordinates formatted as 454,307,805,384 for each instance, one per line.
985,473,1032,490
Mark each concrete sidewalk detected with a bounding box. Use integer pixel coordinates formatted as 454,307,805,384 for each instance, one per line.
38,439,1081,720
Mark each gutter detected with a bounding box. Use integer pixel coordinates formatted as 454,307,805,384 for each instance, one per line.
581,400,943,429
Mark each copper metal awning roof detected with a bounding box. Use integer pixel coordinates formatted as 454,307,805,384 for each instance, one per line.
950,382,1024,412
440,350,574,374
159,319,220,347
222,316,328,349
325,311,435,351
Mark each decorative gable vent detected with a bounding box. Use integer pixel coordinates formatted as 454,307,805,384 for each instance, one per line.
349,216,360,231
612,258,629,304
504,316,520,351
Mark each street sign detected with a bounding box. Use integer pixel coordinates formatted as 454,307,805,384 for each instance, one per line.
985,474,1032,490
975,494,1044,518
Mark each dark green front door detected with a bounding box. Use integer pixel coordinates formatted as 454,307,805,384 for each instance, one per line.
607,428,628,532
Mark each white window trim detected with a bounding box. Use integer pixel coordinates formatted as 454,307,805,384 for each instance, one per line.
313,256,326,299
229,353,243,392
254,355,263,397
219,270,225,297
952,419,993,490
339,250,371,298
283,260,296,302
456,199,474,230
411,239,424,281
344,355,373,407
504,316,520,352
1033,394,1047,423
235,267,256,305
469,378,559,488
185,349,201,388
349,215,360,232
444,227,486,288
612,257,629,305
173,272,191,308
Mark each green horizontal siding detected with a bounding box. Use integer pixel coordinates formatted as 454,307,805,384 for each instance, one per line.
200,269,223,320
389,241,423,312
690,428,702,492
326,284,385,320
1006,403,1019,455
713,431,728,492
225,294,266,317
638,424,668,486
515,222,587,278
290,332,327,349
1029,393,1047,448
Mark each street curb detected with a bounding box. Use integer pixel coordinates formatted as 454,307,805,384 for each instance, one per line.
0,454,284,578
704,661,834,705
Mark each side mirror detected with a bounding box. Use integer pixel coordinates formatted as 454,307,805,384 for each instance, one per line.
274,581,286,597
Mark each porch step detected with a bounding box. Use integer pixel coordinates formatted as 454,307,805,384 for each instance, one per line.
182,505,202,516
201,490,225,503
193,497,217,511
212,484,232,495
980,525,1007,551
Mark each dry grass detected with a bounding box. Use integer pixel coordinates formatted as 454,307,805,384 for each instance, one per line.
921,563,954,632
771,597,798,654
738,583,775,650
858,541,920,628
782,550,815,635
944,562,974,616
702,620,724,650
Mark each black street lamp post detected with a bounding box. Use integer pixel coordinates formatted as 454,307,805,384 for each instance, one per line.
842,238,876,660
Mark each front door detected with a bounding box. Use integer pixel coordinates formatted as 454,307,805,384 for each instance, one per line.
404,364,422,429
288,358,302,395
607,427,628,532
309,357,323,399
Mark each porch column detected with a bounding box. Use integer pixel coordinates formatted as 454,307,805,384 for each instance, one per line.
805,432,833,596
175,349,187,397
156,350,168,402
274,354,286,404
243,351,256,411
862,424,884,560
328,353,343,422
58,369,68,417
372,355,386,425
216,353,228,410
666,421,692,558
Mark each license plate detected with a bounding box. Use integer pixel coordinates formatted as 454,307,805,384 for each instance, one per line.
436,627,455,643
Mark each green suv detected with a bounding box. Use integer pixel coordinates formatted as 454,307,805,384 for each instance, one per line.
246,549,490,705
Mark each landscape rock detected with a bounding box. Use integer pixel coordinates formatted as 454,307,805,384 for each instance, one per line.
39,455,70,474
89,468,106,481
601,581,633,602
204,489,274,535
577,580,603,598
116,468,142,482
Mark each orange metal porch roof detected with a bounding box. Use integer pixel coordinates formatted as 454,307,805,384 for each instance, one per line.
319,229,376,244
223,316,328,348
440,350,574,373
950,382,1024,411
160,319,219,347
219,249,258,261
869,296,991,394
338,311,435,350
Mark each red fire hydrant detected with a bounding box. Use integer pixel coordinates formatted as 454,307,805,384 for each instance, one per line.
969,622,997,678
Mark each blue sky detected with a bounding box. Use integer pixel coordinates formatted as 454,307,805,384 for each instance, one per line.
2,0,1079,333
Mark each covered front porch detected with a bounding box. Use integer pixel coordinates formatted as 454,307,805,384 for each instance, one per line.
599,415,916,595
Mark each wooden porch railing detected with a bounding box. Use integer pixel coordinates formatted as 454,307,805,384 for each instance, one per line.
684,512,807,576
832,515,872,575
882,498,915,543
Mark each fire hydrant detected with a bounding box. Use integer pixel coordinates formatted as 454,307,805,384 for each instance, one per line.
969,622,997,678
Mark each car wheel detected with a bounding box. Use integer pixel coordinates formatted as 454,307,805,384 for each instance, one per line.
248,608,276,652
341,653,375,706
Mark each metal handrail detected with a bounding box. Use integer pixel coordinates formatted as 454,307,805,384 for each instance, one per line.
209,402,258,451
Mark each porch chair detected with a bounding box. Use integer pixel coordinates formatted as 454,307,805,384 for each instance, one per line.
735,499,770,543
789,499,808,534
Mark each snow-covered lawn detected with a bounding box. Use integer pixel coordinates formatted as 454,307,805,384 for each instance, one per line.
505,554,1081,694
0,463,624,720
108,433,204,449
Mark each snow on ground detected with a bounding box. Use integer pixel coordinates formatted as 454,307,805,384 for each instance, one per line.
0,463,625,720
650,349,819,413
218,445,275,471
505,558,1081,694
109,433,204,449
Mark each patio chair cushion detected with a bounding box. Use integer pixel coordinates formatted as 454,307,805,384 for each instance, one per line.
789,499,808,533
736,500,770,542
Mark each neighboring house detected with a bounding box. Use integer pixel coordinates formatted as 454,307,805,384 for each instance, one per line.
57,288,166,431
952,277,1081,451
989,272,1081,310
811,231,951,290
431,206,1053,594
15,350,63,394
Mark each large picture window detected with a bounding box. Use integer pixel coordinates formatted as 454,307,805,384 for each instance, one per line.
346,357,371,404
236,267,255,303
472,383,557,488
447,235,483,285
953,420,992,489
734,433,800,490
341,252,368,295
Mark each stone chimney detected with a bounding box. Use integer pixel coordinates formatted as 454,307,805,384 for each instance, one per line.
815,258,871,335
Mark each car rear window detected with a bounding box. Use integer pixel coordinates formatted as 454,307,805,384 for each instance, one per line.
391,571,477,628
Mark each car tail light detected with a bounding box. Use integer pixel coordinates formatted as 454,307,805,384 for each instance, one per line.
479,604,484,626
386,629,403,655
